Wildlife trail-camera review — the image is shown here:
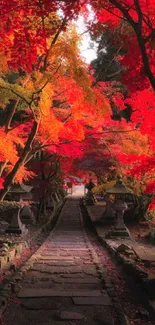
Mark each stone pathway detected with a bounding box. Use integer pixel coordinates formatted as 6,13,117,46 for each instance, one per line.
4,197,117,325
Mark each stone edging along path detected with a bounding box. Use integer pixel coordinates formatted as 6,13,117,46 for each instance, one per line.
0,199,66,271
84,202,155,318
0,199,65,315
78,201,131,325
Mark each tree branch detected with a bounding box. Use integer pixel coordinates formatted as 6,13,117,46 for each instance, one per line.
43,15,68,71
109,0,137,29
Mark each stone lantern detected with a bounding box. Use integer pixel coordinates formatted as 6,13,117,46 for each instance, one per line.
106,175,132,238
85,180,95,205
6,207,28,236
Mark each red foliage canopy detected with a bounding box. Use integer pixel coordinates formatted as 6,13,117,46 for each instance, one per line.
0,0,82,71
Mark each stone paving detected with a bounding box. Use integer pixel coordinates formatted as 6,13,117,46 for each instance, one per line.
4,197,117,325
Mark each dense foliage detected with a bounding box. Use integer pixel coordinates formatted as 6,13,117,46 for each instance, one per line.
88,0,155,209
0,0,155,213
0,0,110,200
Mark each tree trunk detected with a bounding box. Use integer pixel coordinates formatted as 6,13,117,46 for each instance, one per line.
57,189,62,201
134,194,153,221
0,120,39,201
43,198,47,216
0,160,8,177
136,33,155,90
51,195,57,213
109,0,155,90
37,199,43,222
5,99,18,132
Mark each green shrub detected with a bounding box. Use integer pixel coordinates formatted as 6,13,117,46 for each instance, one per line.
145,209,155,221
59,188,67,197
92,181,115,195
0,239,14,247
0,201,22,212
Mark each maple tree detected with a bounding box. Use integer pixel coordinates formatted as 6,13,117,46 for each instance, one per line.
82,0,155,211
90,0,155,90
0,0,155,219
88,0,155,125
0,1,110,201
89,0,155,130
65,116,148,179
29,151,64,220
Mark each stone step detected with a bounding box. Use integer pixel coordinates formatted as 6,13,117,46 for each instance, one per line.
58,311,84,320
31,265,82,274
21,298,61,310
72,290,102,297
21,282,101,291
40,256,74,260
73,296,113,306
18,289,103,298
36,261,76,266
60,273,84,278
54,278,100,284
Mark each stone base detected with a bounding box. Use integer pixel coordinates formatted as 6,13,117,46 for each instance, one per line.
108,226,131,238
6,227,22,234
5,209,28,236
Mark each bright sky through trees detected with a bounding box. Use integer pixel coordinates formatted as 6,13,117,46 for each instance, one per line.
76,13,97,63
